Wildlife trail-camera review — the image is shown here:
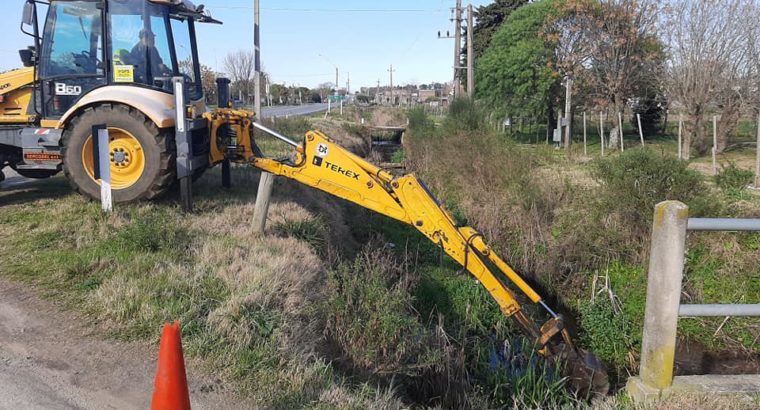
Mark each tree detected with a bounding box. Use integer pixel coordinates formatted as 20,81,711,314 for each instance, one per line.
200,64,217,105
472,0,530,60
578,0,662,148
476,0,561,128
223,50,255,103
270,83,289,105
663,0,758,158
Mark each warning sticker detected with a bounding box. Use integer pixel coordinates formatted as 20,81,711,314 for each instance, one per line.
114,65,135,83
315,143,329,158
24,153,61,161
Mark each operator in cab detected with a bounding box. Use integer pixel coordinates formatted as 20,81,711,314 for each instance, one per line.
129,29,171,82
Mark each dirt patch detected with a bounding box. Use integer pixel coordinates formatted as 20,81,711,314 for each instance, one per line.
369,107,406,128
675,340,760,376
0,279,254,409
311,119,369,156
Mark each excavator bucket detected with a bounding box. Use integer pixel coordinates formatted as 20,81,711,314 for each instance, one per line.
516,311,610,397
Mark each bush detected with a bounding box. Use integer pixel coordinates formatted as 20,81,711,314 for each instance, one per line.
578,295,637,377
446,98,486,132
715,162,754,192
592,149,709,236
407,107,434,133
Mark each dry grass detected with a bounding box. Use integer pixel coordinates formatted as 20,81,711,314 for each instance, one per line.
594,392,760,410
0,166,407,408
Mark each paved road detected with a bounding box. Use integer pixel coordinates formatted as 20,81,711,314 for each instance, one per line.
259,103,329,118
0,168,34,190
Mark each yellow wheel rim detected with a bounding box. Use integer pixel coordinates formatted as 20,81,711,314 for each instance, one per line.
82,128,146,190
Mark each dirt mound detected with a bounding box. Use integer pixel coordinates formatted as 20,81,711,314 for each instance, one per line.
369,107,406,128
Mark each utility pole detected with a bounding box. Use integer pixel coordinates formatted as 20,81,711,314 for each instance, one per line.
335,67,339,96
389,64,395,106
377,79,381,104
564,77,573,152
254,0,261,116
346,72,350,96
467,4,474,98
453,0,462,98
252,0,274,234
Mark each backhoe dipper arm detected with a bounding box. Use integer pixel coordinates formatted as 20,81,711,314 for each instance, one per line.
249,128,556,343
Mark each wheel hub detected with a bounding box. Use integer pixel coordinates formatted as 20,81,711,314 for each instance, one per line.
112,150,127,164
82,127,145,189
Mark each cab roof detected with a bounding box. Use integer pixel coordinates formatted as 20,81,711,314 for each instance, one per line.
147,0,222,24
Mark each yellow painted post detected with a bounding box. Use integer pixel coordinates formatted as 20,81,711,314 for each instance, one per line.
639,201,689,390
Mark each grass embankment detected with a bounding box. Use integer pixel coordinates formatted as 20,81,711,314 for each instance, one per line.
0,113,567,409
400,100,760,404
2,110,758,409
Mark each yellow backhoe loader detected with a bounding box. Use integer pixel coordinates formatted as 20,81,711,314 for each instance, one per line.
0,0,607,395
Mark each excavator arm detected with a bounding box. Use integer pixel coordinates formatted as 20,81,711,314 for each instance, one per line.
207,112,609,395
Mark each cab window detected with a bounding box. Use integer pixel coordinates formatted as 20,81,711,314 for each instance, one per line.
41,1,103,77
109,2,174,87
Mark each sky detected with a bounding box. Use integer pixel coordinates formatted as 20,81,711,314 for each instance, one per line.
0,0,492,91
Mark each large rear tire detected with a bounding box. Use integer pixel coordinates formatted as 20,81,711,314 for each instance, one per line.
62,104,175,203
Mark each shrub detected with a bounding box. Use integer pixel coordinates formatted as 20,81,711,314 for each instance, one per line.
446,98,486,132
592,149,709,236
577,296,637,376
715,162,753,192
389,149,405,164
407,107,434,133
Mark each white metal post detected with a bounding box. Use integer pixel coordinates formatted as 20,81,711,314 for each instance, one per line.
637,113,645,146
713,116,718,176
618,111,625,153
583,112,587,156
600,112,605,157
678,114,683,160
756,113,760,188
96,127,112,213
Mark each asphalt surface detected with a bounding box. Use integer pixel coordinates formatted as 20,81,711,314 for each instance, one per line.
258,103,329,118
0,168,30,189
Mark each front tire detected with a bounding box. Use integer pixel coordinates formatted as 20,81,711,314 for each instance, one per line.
62,104,175,203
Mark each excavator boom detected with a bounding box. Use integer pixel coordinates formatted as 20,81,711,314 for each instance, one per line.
216,118,610,396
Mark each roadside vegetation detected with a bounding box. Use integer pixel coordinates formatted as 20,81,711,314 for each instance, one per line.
403,100,760,406
2,106,759,409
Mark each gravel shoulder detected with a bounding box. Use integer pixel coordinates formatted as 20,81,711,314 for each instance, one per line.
0,279,250,410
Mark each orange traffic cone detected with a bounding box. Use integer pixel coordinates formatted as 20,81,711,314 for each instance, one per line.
150,321,191,410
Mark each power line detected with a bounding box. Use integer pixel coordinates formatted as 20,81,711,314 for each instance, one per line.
210,7,445,13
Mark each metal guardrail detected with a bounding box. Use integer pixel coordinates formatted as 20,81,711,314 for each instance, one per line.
688,217,760,231
679,304,760,317
631,201,760,396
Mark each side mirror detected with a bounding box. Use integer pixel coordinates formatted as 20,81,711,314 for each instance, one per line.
19,47,35,67
22,1,35,26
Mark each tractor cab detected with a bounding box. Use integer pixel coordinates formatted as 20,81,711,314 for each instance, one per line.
21,0,219,119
